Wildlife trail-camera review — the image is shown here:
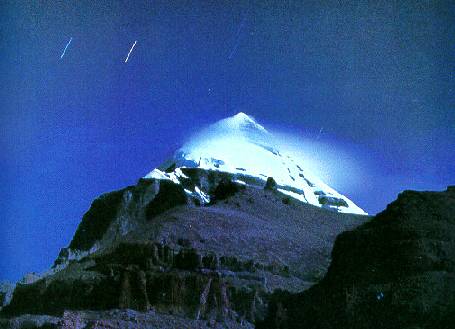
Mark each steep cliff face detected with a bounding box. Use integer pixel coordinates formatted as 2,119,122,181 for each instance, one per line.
1,172,367,326
259,186,455,329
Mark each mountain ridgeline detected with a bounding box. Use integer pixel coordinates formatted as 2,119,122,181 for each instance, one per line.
1,114,453,328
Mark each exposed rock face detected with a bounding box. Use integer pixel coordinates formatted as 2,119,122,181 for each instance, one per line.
69,188,128,251
259,186,455,329
145,180,187,219
211,179,245,202
0,170,367,327
264,177,278,191
0,282,14,311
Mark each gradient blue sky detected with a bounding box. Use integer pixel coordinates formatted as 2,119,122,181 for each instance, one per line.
1,1,454,282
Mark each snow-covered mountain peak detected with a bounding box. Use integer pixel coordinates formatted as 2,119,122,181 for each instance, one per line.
222,112,267,132
205,112,270,144
145,113,367,215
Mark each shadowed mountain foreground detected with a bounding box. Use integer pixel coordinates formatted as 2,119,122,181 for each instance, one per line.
258,186,455,329
1,178,454,328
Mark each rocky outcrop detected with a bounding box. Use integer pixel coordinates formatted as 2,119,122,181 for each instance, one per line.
145,180,187,219
1,170,367,327
0,282,14,311
211,179,246,202
69,188,129,251
259,186,455,329
3,242,289,322
53,178,176,266
264,177,278,191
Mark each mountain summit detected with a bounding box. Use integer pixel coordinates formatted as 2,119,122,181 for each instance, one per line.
146,112,367,215
1,112,370,327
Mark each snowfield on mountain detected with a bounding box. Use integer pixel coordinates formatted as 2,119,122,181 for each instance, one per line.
146,112,367,215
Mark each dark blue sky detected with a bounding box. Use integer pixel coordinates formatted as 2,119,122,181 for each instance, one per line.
1,1,454,282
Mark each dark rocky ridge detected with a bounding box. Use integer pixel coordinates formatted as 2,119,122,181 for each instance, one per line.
2,175,453,328
145,180,187,219
258,186,455,329
0,283,14,312
69,188,128,251
0,169,368,327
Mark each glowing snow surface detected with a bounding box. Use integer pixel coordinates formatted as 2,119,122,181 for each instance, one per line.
145,112,367,215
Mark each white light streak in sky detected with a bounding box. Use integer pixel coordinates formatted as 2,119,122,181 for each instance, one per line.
125,41,137,63
228,14,247,60
60,37,73,59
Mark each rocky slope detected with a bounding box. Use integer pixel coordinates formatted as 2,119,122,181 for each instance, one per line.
258,186,455,329
0,172,367,328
